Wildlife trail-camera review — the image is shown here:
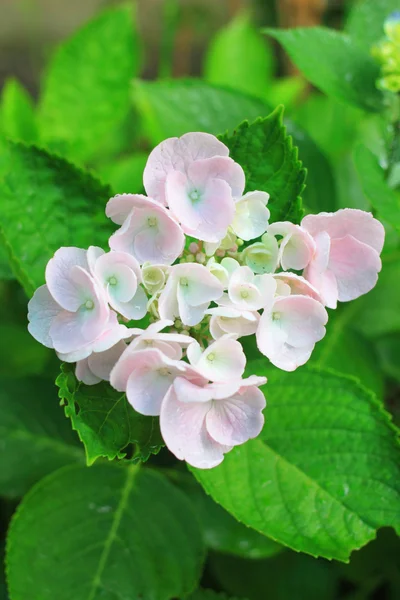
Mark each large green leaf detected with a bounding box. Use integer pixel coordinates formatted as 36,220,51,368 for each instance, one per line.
6,464,205,600
0,377,83,498
56,363,163,466
132,78,270,145
189,590,246,600
173,473,281,559
98,152,147,195
0,142,113,295
192,367,400,561
219,108,305,223
204,12,274,99
310,306,384,398
265,27,384,112
0,79,37,144
354,144,400,230
39,4,140,163
346,0,400,51
210,551,338,600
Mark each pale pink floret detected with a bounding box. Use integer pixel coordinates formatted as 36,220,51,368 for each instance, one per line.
165,157,243,242
75,340,128,385
143,132,230,205
231,191,270,241
273,272,322,302
256,294,328,371
160,376,266,469
158,263,224,326
28,247,131,360
302,209,384,308
207,305,260,340
128,319,195,360
107,194,184,265
186,337,246,383
220,266,276,312
90,248,147,320
268,222,315,271
56,311,131,363
110,346,202,416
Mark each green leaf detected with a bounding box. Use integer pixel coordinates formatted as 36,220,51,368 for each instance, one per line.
98,152,147,194
39,4,140,163
172,473,281,559
375,334,400,382
0,323,51,378
132,78,270,145
56,363,164,465
209,550,338,600
204,12,274,99
346,0,400,51
0,142,113,295
0,79,37,144
354,144,400,230
219,107,305,223
285,120,336,213
6,464,205,600
310,306,384,398
188,589,247,600
192,367,400,561
353,254,400,338
264,27,384,112
0,377,83,498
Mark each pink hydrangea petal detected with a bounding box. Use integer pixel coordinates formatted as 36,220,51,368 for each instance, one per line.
75,358,101,385
273,273,322,302
175,264,224,307
27,284,62,348
88,340,128,382
206,386,266,446
110,346,185,393
267,343,313,372
192,337,246,383
45,247,89,311
232,191,270,241
329,234,382,302
304,264,338,309
177,288,210,327
126,368,174,416
143,133,229,204
160,384,231,469
166,171,235,243
94,251,141,301
110,285,148,321
302,208,385,254
158,277,180,322
109,201,184,265
188,156,245,198
106,194,156,224
274,295,328,348
268,222,315,271
87,246,105,274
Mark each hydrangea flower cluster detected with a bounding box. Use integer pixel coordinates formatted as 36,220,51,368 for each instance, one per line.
27,132,385,469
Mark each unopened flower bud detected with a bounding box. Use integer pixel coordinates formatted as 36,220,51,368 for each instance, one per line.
196,252,206,264
242,234,279,274
189,242,200,254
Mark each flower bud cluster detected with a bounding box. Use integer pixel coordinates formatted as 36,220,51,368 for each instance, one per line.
372,12,400,93
28,132,385,468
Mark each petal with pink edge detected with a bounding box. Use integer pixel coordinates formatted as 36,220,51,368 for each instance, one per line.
206,386,266,446
302,208,385,254
329,234,382,302
27,285,62,348
160,384,231,469
75,358,101,385
45,247,89,311
143,132,229,204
